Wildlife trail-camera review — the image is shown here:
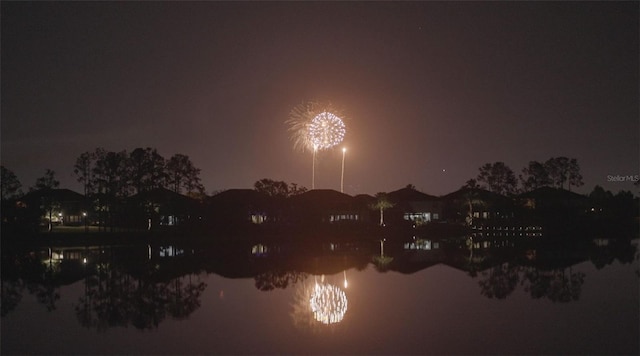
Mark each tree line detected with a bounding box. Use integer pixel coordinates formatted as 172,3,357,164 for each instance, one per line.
466,156,585,196
0,147,204,201
74,147,204,197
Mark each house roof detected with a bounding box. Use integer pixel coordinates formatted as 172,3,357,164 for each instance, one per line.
21,188,85,203
441,187,510,203
387,187,438,203
518,186,588,200
131,188,197,205
207,189,267,207
289,189,354,210
353,194,376,208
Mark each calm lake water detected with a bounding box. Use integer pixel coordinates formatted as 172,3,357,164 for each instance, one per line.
1,236,638,355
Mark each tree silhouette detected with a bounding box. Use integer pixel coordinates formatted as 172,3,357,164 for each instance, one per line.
476,162,517,196
166,154,204,195
545,157,583,191
73,151,97,197
254,179,290,198
31,170,62,231
129,147,166,194
1,166,23,200
33,169,60,190
519,161,551,192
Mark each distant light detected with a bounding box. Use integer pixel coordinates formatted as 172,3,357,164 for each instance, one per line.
342,147,346,153
82,212,87,217
82,257,87,264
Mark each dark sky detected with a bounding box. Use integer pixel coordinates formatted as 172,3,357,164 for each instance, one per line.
2,1,638,196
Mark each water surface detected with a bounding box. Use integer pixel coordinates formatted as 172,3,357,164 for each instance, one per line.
2,237,638,355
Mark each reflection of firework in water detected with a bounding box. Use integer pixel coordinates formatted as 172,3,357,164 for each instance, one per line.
291,274,349,332
309,283,348,324
309,112,345,150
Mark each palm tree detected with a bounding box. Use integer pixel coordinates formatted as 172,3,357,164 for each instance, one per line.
462,188,485,226
370,192,394,226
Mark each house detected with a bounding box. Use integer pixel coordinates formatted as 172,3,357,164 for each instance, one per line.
441,187,515,225
129,188,202,229
287,189,362,225
352,194,376,223
386,187,442,226
518,187,589,212
18,188,86,227
206,189,269,227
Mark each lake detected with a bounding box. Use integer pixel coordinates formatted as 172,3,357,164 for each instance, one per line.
1,235,638,355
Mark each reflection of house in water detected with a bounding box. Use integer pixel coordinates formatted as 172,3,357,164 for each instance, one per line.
251,243,270,257
42,247,90,266
157,245,186,258
470,225,543,238
404,238,440,250
380,238,447,274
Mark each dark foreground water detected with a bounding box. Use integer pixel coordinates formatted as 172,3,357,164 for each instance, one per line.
2,236,639,355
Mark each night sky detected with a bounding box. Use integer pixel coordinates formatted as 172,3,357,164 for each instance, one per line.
2,1,638,196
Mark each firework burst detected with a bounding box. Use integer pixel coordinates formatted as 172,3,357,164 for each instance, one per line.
309,112,345,150
286,101,348,152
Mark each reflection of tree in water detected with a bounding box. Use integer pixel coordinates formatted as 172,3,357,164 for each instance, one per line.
1,251,60,315
590,249,616,270
372,255,394,272
478,263,520,299
290,281,319,332
75,263,206,331
28,273,60,312
166,274,207,320
521,267,585,303
372,239,393,272
465,237,486,278
636,248,640,278
76,264,138,331
254,269,307,292
1,279,24,317
591,239,637,270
